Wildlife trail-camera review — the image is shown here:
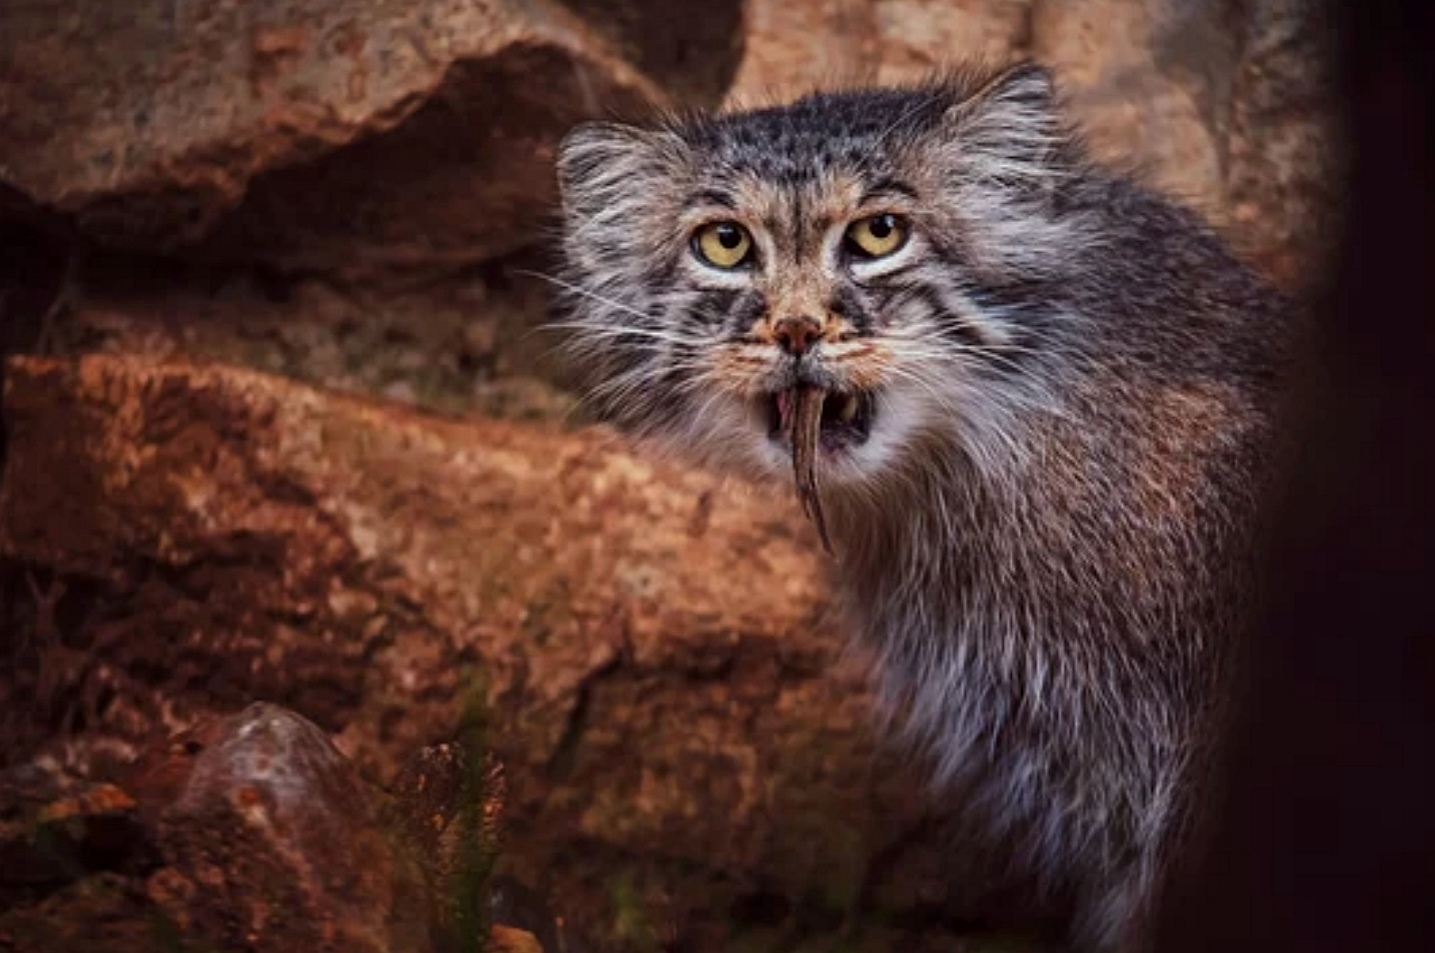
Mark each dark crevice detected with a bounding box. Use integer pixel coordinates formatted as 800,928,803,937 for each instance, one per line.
555,0,745,108
543,656,623,783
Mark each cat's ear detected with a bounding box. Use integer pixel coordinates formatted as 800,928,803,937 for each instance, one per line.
940,62,1064,176
931,63,1089,278
557,122,685,221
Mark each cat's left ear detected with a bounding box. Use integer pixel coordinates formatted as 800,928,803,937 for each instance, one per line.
941,62,1065,175
557,122,686,222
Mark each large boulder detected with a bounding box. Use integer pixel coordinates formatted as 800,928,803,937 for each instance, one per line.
0,0,663,278
0,354,970,950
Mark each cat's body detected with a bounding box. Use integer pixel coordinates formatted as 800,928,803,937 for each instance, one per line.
554,63,1291,950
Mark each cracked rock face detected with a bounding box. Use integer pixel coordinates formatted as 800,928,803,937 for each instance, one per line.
0,0,664,277
0,354,959,949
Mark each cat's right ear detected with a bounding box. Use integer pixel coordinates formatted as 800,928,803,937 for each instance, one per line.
556,122,670,221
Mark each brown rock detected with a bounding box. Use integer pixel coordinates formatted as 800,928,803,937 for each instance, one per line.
1032,0,1240,219
1224,0,1343,292
136,702,432,953
723,0,878,107
0,353,946,947
724,0,1034,107
873,0,1035,86
0,0,662,277
555,0,744,107
489,924,547,953
0,773,149,890
0,709,520,953
0,873,169,953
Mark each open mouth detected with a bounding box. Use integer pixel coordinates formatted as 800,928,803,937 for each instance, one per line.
766,387,875,452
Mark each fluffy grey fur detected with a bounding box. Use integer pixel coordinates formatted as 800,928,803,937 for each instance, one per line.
553,62,1291,950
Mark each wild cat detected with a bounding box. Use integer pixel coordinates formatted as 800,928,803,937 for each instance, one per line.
552,62,1291,950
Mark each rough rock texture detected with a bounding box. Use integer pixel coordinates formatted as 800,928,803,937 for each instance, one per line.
874,0,1035,85
1223,0,1342,291
1031,0,1240,222
556,0,745,106
0,354,968,951
723,0,877,107
135,703,433,953
724,0,1034,106
0,703,526,953
0,0,663,277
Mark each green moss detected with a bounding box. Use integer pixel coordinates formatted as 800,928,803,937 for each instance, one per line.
606,872,662,953
447,666,500,953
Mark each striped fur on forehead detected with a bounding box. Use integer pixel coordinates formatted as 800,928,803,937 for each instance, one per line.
720,169,871,261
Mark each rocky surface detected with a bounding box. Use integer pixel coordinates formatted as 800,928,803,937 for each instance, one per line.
0,0,664,278
0,0,1340,436
0,702,526,953
1223,0,1342,291
135,703,433,953
0,354,984,951
1,0,1337,292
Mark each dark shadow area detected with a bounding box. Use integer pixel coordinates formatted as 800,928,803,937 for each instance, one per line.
1151,0,1435,950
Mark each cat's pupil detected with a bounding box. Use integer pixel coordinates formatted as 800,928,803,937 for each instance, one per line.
868,216,893,239
717,225,742,249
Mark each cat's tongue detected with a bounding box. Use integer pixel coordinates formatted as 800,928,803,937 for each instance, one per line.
775,389,793,432
780,385,834,555
776,386,818,442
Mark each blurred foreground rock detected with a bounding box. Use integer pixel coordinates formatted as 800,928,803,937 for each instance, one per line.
135,703,434,953
0,702,530,953
0,354,966,950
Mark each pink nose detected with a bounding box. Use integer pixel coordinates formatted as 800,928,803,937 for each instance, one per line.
773,316,822,355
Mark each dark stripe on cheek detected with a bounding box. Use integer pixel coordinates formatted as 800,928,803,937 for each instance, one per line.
724,291,768,337
690,288,740,329
830,284,876,335
913,284,989,347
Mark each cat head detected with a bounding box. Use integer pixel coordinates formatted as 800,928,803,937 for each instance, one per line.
554,62,1092,493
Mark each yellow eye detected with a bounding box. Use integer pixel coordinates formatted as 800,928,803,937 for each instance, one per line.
693,221,753,269
846,213,908,259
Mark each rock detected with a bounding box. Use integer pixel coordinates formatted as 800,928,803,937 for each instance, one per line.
723,0,878,107
0,353,950,948
0,772,150,890
489,924,547,953
1030,0,1341,289
0,703,531,953
555,0,744,107
1224,0,1343,292
0,873,168,953
134,702,433,953
873,0,1035,86
725,0,1034,107
1031,0,1240,220
0,0,663,279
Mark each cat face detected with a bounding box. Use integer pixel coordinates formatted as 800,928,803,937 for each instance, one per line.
555,64,1085,491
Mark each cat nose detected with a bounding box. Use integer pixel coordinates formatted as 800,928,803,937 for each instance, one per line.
773,316,823,356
